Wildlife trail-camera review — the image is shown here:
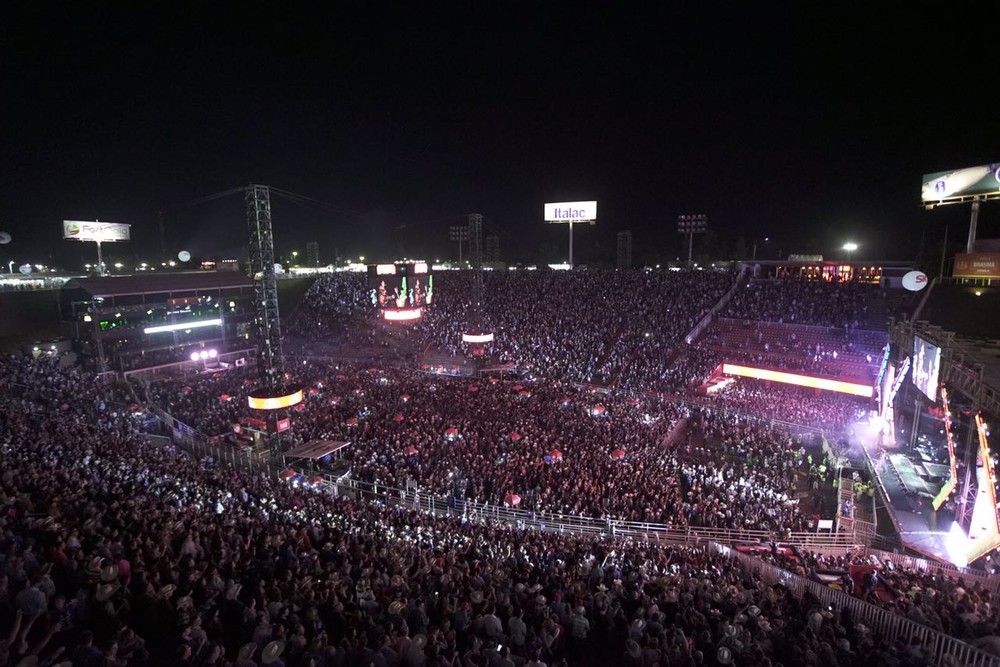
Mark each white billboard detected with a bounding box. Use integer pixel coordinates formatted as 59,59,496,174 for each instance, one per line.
544,201,597,223
63,220,131,242
921,164,1000,205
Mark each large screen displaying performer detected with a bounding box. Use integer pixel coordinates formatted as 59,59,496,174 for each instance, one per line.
912,335,941,402
367,262,433,309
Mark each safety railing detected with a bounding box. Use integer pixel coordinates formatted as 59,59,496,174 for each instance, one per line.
720,545,1000,667
862,546,1000,596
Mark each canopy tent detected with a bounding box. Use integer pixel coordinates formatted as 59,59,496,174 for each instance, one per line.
504,492,522,506
284,440,352,460
611,449,626,460
403,446,419,456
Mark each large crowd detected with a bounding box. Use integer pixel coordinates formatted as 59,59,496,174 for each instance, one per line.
0,355,961,667
6,269,991,666
145,362,827,530
417,270,733,387
750,548,1000,649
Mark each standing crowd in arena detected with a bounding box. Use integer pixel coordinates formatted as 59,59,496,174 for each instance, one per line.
1,270,990,666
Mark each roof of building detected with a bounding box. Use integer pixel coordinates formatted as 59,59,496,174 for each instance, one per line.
284,440,352,460
62,272,253,298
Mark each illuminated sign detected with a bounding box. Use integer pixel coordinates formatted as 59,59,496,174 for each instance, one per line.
414,262,428,274
144,318,223,334
544,201,597,223
721,364,873,397
248,389,304,410
922,163,1000,205
376,264,397,275
954,253,1000,279
887,356,910,405
62,220,131,242
383,308,422,321
902,271,929,291
965,413,1000,563
932,388,958,511
462,332,495,344
276,417,291,432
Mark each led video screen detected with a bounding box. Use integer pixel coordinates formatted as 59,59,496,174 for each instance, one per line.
912,336,941,402
367,262,433,309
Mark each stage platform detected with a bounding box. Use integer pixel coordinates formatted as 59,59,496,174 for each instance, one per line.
851,420,957,564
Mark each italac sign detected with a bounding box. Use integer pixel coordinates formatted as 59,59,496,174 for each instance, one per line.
544,201,597,223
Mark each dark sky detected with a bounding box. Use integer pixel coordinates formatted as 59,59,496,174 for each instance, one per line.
2,2,997,268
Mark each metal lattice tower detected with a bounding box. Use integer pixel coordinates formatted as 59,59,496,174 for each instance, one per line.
246,185,284,387
468,213,484,309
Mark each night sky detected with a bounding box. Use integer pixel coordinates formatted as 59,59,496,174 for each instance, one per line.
2,3,997,269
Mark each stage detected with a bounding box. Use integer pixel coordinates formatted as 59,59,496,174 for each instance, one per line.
851,418,972,566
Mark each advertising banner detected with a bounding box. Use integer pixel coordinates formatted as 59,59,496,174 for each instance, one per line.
62,220,131,242
922,164,1000,204
954,253,1000,279
544,201,597,223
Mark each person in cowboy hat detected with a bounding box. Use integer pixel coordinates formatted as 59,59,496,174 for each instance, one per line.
236,642,258,666
261,640,286,666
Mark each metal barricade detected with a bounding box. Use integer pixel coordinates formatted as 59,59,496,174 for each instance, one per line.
721,546,1000,667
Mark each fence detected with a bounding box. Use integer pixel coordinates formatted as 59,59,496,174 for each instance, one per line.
720,544,1000,667
862,546,1000,596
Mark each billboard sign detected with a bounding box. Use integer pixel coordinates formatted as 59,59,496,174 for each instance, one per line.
954,253,1000,279
63,220,131,242
921,164,1000,205
544,201,597,223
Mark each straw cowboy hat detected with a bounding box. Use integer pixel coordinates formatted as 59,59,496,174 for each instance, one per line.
388,600,406,615
237,643,257,662
261,640,286,665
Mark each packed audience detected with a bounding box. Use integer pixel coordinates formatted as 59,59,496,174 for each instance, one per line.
750,548,1000,646
9,269,985,666
417,270,733,386
722,279,875,329
0,355,956,667
144,356,837,531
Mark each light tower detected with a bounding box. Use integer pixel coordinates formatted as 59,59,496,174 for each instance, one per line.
246,184,284,387
677,214,707,267
449,225,470,264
